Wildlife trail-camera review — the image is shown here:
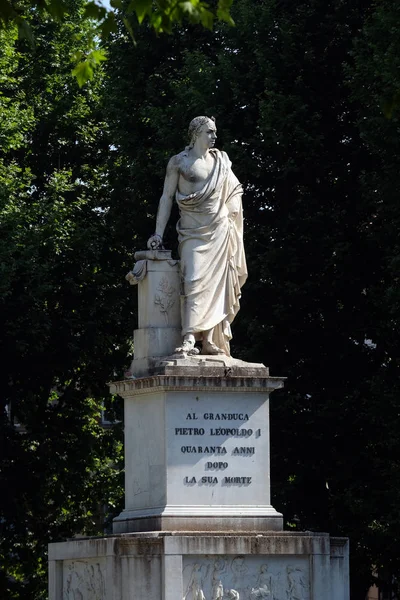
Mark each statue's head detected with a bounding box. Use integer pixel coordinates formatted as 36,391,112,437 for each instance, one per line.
187,115,216,149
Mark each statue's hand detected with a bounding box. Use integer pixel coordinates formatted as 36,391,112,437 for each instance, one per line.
147,233,163,250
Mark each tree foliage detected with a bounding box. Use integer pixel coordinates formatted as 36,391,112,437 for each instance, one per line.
0,12,126,599
0,0,234,85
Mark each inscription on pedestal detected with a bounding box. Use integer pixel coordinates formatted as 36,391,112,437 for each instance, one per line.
167,395,270,506
176,412,258,486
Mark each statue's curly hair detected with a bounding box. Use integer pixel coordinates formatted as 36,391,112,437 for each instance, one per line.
187,116,216,150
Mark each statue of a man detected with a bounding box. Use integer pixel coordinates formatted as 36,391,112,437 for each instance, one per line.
147,116,247,356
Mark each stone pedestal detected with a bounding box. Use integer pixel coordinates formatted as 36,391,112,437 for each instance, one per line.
49,532,349,600
48,251,350,599
110,370,284,534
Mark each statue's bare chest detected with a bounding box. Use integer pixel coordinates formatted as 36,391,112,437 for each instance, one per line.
179,155,215,186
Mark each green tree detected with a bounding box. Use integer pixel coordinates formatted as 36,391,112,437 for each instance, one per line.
0,0,234,86
347,3,400,594
0,13,126,599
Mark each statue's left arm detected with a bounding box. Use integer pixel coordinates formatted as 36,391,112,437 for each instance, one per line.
222,152,242,221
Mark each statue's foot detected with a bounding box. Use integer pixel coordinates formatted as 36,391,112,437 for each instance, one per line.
201,341,225,355
175,339,200,356
187,347,200,356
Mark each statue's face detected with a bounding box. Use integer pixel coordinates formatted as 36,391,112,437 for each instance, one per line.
198,121,217,148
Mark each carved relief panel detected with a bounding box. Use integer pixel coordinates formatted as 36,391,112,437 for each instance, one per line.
154,276,177,325
183,555,310,600
134,254,181,329
62,559,106,600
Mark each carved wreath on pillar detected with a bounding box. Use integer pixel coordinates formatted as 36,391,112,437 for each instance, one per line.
154,277,176,324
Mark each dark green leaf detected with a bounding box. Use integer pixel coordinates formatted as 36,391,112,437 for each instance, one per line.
122,16,136,42
46,0,68,20
128,0,152,24
100,12,118,39
16,17,35,46
83,1,107,21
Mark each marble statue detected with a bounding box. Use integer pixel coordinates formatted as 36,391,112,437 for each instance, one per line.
147,116,247,357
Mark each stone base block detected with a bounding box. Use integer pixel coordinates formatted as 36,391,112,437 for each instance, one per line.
126,353,271,379
49,531,349,600
110,374,285,535
113,512,283,534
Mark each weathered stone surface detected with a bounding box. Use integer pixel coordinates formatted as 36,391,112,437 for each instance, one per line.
113,515,284,535
49,532,350,600
126,353,272,379
110,373,283,395
132,328,182,361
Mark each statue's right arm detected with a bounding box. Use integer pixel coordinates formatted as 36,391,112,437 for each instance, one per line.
156,157,180,237
147,156,179,250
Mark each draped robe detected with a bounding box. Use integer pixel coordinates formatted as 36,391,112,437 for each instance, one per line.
176,149,247,356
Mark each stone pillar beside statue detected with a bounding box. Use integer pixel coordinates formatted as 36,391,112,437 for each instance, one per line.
125,249,181,378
